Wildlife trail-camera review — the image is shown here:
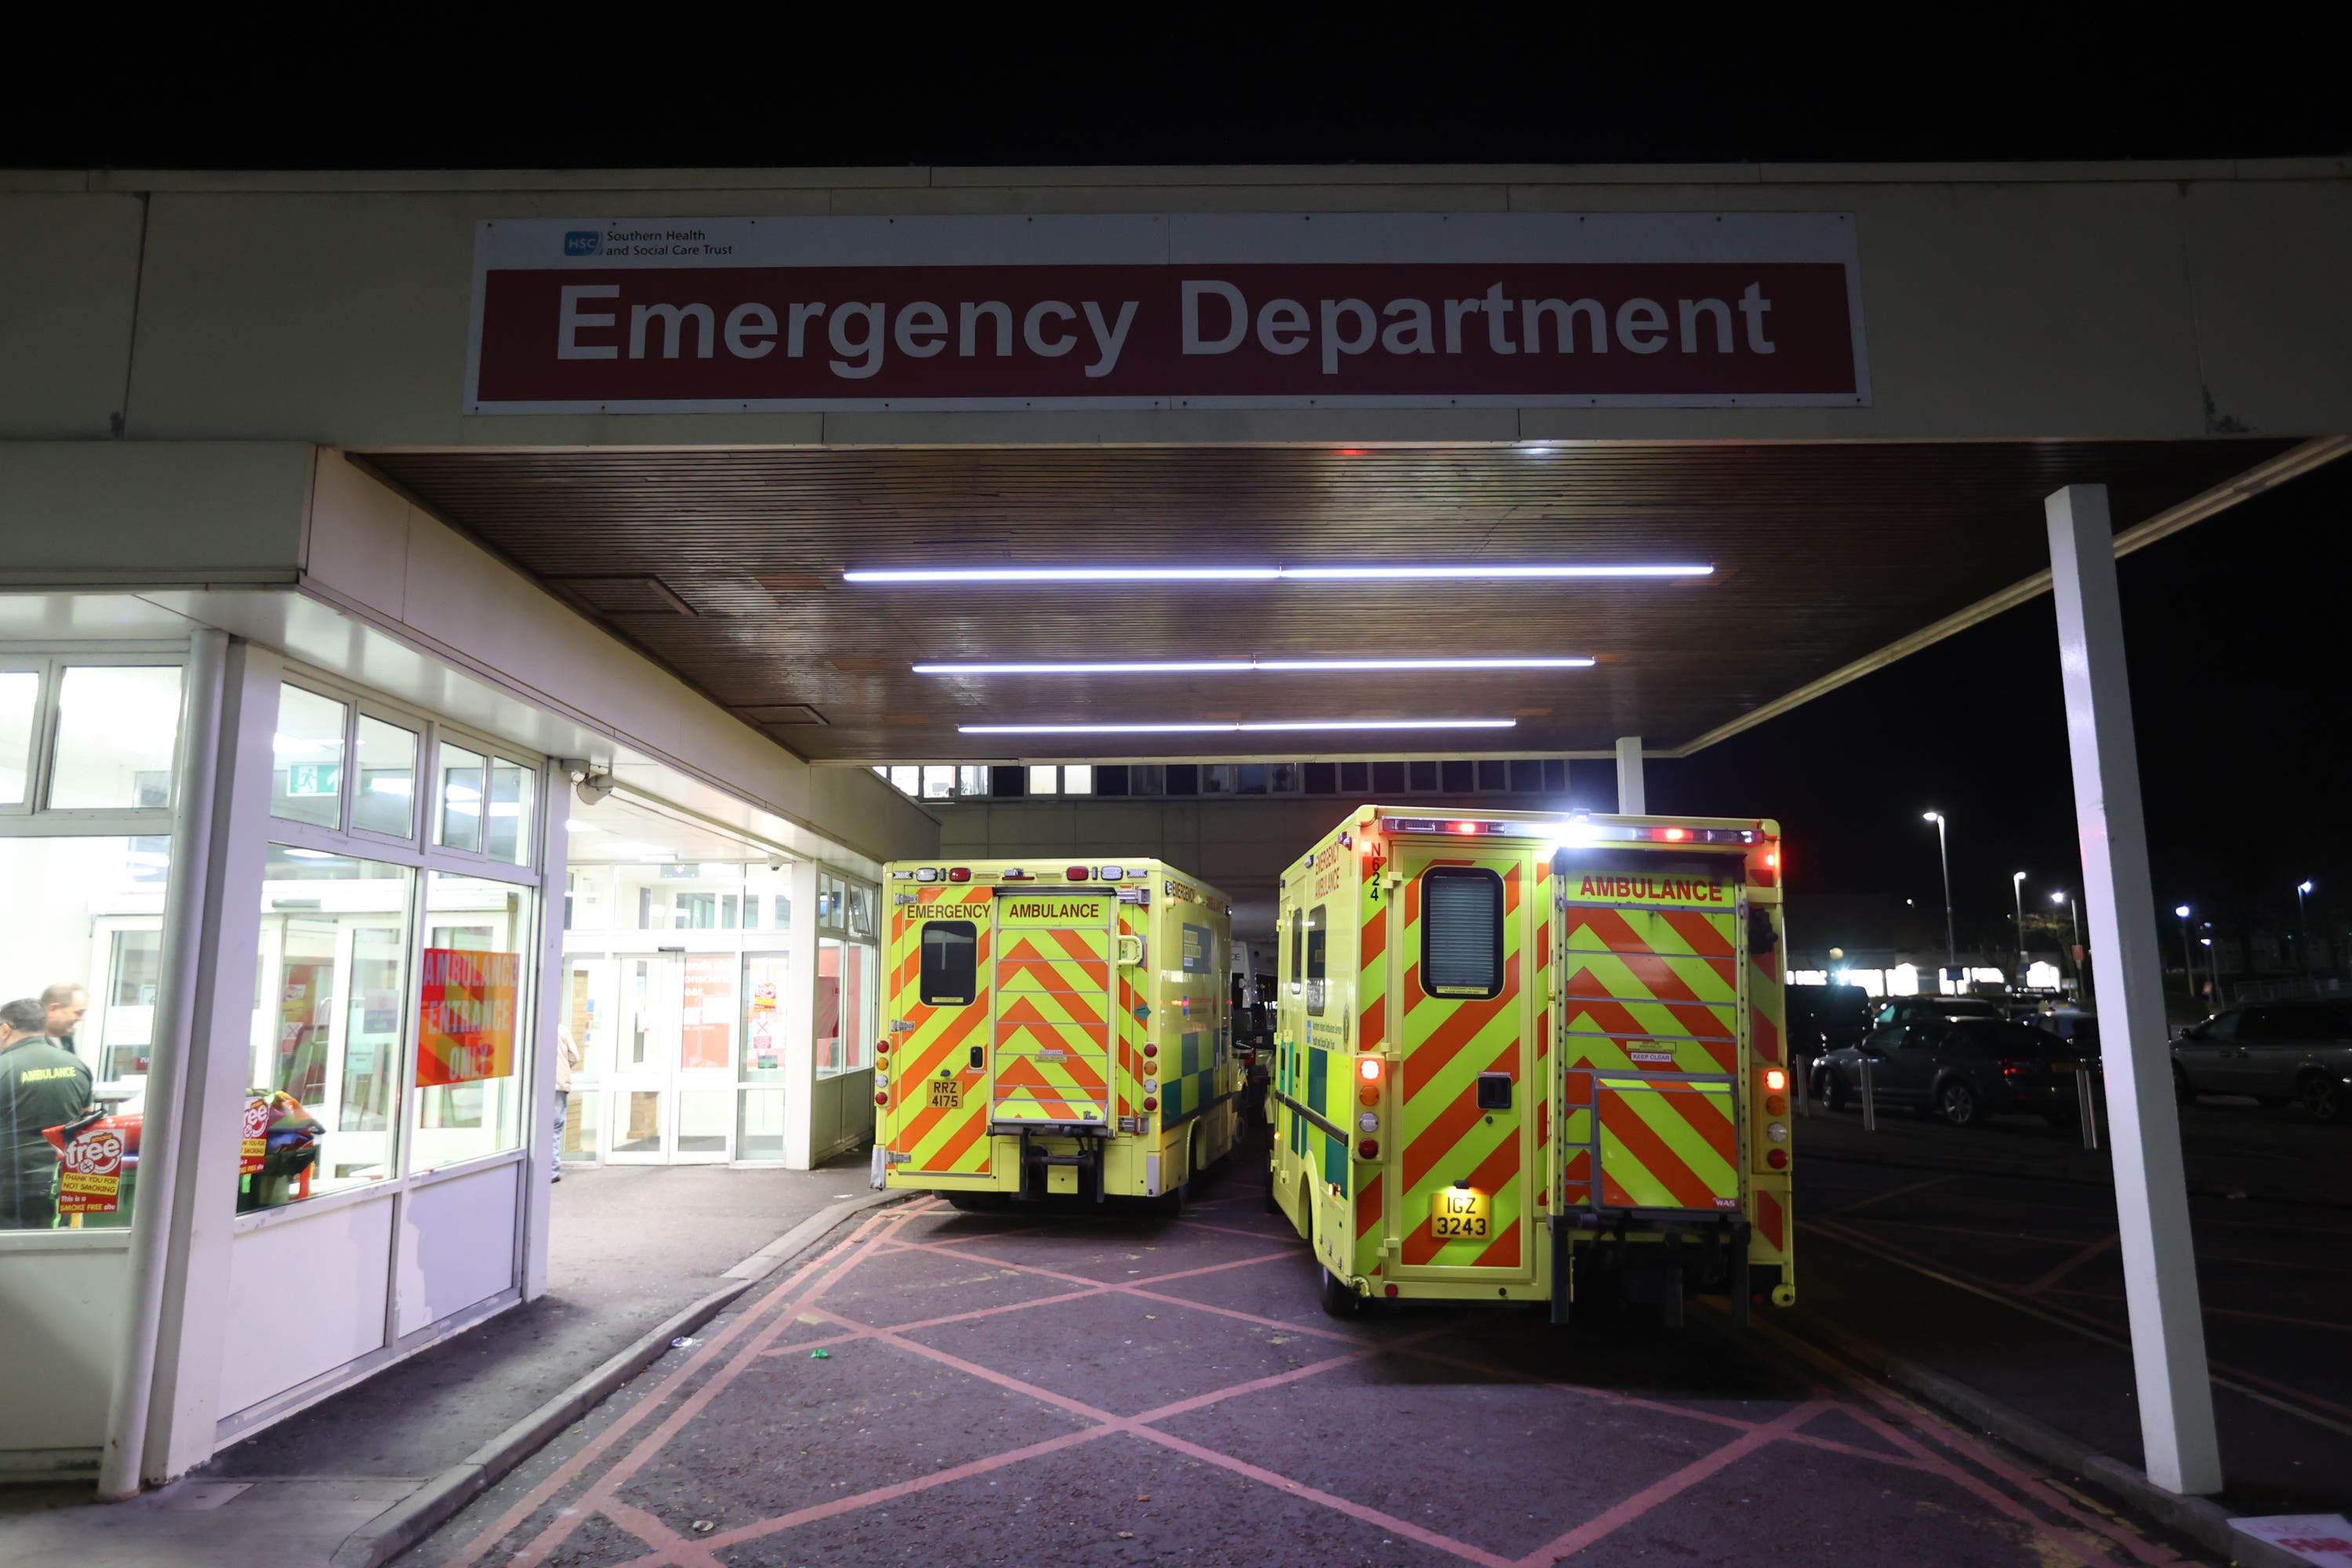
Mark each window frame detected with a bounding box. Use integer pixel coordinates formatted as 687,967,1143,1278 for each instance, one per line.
1418,865,1505,1001
0,650,191,829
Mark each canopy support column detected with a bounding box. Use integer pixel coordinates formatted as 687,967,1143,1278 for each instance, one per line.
1614,736,1646,815
2046,482,2221,1495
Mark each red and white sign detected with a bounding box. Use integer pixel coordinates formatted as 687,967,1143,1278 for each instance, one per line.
466,214,1868,414
418,947,521,1087
58,1124,126,1215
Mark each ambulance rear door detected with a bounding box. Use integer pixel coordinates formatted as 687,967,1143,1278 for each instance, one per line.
885,886,996,1176
1555,853,1744,1221
991,889,1117,1130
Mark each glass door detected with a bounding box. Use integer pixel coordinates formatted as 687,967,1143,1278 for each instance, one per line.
673,950,738,1162
561,953,612,1165
608,953,680,1163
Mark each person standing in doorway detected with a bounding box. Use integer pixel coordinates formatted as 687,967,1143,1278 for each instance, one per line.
42,983,89,1058
2,997,94,1230
552,1024,581,1182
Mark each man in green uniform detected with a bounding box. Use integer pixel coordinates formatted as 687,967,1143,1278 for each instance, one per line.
2,996,93,1231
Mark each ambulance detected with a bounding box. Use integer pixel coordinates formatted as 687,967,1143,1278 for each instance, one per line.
1266,805,1795,1323
873,858,1238,1210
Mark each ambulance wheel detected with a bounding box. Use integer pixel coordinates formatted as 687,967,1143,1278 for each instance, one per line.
1262,1154,1281,1214
1319,1267,1360,1319
1179,1125,1205,1202
946,1192,1007,1213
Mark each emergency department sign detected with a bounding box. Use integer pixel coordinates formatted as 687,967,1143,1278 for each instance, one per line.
466,213,1868,414
418,948,521,1087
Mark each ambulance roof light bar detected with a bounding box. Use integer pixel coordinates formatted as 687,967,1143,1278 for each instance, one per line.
848,564,1712,585
1379,815,1761,847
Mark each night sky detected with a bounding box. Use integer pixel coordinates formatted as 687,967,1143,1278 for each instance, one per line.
21,38,2347,953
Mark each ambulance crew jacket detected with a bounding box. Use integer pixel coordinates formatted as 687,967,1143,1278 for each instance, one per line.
0,1036,92,1230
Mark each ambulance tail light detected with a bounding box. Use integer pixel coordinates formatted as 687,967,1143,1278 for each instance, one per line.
1764,1068,1786,1094
874,1091,890,1107
1142,1096,1158,1112
947,867,971,883
1357,1138,1380,1159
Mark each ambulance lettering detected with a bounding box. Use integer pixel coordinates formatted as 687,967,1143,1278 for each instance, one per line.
1575,874,1726,903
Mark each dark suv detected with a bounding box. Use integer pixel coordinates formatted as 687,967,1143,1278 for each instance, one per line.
1813,1016,2078,1127
2172,1000,2352,1121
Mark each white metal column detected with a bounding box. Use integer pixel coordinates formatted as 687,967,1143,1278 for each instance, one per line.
1614,736,1646,815
519,775,572,1303
2045,483,2221,1495
781,857,822,1169
137,644,285,1485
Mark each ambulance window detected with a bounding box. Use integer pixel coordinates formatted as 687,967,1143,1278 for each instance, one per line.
1306,906,1329,1016
1288,908,1304,996
920,920,978,1006
1421,867,1504,999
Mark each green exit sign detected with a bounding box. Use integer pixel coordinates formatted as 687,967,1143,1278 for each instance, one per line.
287,762,341,797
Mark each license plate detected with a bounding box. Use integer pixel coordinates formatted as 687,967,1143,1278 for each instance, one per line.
927,1079,964,1110
1430,1185,1490,1240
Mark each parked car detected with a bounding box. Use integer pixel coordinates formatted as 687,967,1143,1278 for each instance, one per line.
1788,984,1874,1060
1813,1017,2080,1127
2172,1000,2352,1121
2035,1009,2100,1055
1871,996,2009,1027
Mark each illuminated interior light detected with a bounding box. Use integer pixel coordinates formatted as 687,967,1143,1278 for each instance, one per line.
848,564,1711,585
958,719,1516,735
913,656,1595,674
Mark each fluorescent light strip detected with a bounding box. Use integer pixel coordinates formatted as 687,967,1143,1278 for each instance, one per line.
959,719,1518,735
914,656,1595,674
847,564,1709,584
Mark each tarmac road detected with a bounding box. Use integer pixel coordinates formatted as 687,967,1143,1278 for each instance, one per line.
398,1142,2224,1568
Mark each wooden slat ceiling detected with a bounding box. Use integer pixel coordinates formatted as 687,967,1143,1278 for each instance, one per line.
361,441,2288,761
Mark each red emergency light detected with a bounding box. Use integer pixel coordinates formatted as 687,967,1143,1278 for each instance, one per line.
1065,866,1090,880
1451,820,1479,834
947,867,971,883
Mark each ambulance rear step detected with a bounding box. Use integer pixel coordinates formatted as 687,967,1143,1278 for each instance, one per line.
1010,1125,1109,1203
1548,1209,1751,1330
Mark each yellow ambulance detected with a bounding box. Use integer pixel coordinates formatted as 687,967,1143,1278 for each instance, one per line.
874,858,1238,1212
1267,806,1795,1323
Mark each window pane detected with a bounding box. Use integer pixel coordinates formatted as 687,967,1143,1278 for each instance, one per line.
0,837,172,1232
922,765,953,800
1,670,38,805
1477,760,1510,791
1028,764,1058,796
1237,764,1267,796
735,1087,787,1160
247,845,413,1208
1063,764,1094,795
1202,764,1238,796
848,884,876,940
51,666,182,810
1306,907,1328,1016
1422,868,1503,999
1443,759,1475,793
958,765,989,797
560,1087,600,1163
1509,759,1544,793
1341,760,1371,794
920,920,978,1004
271,685,349,827
437,743,486,853
1269,763,1302,793
1371,760,1405,794
742,952,789,1079
1303,762,1337,795
677,1090,731,1154
890,766,919,797
411,872,535,1172
485,757,534,865
1165,764,1197,797
353,717,419,837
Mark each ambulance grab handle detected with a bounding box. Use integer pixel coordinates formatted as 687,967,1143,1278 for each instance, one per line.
1116,935,1145,965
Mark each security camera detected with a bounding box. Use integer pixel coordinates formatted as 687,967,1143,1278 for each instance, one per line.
572,771,616,806
561,758,592,783
768,860,785,873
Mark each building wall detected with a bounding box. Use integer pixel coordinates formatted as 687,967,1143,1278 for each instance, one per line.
2,163,2348,452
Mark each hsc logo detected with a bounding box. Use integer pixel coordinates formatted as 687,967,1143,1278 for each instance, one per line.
564,230,602,256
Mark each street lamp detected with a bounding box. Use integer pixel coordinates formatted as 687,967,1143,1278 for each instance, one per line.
2012,871,2027,984
1922,811,1956,988
2175,905,2198,1014
2297,880,2316,979
2051,888,2085,1002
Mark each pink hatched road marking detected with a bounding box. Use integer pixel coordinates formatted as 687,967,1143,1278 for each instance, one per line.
472,1203,936,1568
433,1203,931,1568
1744,1314,2180,1568
1134,1426,1518,1568
1509,1401,1828,1566
599,1499,728,1568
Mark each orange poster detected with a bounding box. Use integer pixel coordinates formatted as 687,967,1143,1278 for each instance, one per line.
418,947,521,1086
